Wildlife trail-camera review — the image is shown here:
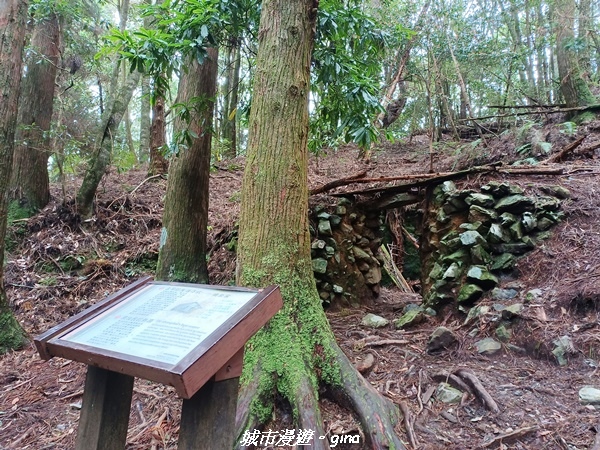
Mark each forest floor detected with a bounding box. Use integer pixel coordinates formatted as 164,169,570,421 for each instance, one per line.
1,117,600,450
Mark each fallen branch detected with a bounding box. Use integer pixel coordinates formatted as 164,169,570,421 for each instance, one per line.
543,136,586,164
480,425,537,448
309,170,368,195
402,226,420,250
462,103,600,121
432,371,473,396
455,369,499,413
363,339,410,347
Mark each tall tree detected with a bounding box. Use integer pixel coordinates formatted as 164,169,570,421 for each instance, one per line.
76,0,141,217
155,50,218,282
10,10,61,212
235,1,404,448
553,0,596,109
0,0,29,353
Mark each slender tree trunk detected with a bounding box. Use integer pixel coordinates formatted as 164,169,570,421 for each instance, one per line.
0,0,28,353
235,1,404,449
139,76,151,163
148,93,168,176
76,70,141,216
155,50,218,283
9,12,61,212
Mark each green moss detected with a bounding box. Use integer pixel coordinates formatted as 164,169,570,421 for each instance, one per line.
7,200,34,223
0,306,27,354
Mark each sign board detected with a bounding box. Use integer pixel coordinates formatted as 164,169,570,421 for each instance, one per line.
35,277,283,398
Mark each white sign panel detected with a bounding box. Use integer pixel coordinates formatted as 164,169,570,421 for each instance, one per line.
62,284,257,365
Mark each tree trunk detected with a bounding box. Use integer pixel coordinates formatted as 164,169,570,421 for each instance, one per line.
139,76,151,163
9,12,61,212
554,0,596,109
235,1,405,449
148,93,168,176
76,70,141,217
155,50,218,283
0,0,29,353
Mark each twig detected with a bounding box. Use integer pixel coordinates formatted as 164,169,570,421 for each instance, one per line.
455,369,499,413
309,170,368,195
61,390,84,400
363,339,410,347
2,378,33,392
8,426,34,448
402,226,420,250
432,371,474,396
480,425,537,448
130,174,165,195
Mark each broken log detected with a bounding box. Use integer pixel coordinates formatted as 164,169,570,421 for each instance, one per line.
543,136,586,164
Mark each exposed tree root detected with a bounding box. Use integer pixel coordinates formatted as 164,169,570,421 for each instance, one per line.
455,369,499,413
332,345,406,450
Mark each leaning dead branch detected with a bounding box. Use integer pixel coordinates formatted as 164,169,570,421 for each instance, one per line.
543,136,586,164
455,369,499,413
309,170,368,195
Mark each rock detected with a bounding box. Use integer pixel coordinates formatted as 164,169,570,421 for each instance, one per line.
441,181,457,194
499,212,517,226
443,248,469,265
579,386,600,405
482,181,522,197
436,208,451,224
319,291,330,300
469,205,498,223
424,307,437,316
495,195,535,214
312,239,327,249
525,288,543,302
495,324,512,342
509,221,524,240
394,309,425,329
330,215,342,227
475,338,502,355
442,262,462,281
361,313,389,328
354,353,376,374
459,221,487,233
536,217,554,231
440,236,462,253
332,284,344,294
465,193,495,207
335,205,347,215
491,288,518,300
457,284,484,304
447,196,469,212
325,246,335,257
352,246,372,261
460,230,488,247
521,212,537,232
536,196,561,211
487,223,511,244
470,244,491,265
540,185,570,199
435,383,463,404
490,253,516,271
427,326,458,353
341,223,353,234
312,258,328,274
428,262,445,280
521,236,536,249
337,197,352,206
466,266,499,290
464,305,490,325
318,219,333,236
501,303,524,319
358,261,370,272
552,335,575,366
364,266,382,285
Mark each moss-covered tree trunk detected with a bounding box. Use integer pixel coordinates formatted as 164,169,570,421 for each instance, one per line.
553,0,596,109
139,76,151,163
155,49,218,283
9,12,61,212
0,0,29,353
235,1,404,448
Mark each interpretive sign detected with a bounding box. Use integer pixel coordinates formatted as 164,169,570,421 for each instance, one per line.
35,277,283,398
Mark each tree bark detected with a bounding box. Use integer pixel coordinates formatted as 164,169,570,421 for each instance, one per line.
139,76,151,163
235,1,404,448
148,93,168,176
553,0,596,109
0,0,28,353
155,50,218,283
9,12,61,212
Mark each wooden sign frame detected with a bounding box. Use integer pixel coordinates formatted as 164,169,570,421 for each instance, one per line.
34,277,283,399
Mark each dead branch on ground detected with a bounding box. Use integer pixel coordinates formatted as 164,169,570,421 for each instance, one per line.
455,369,499,413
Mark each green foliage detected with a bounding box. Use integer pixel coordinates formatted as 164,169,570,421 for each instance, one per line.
559,121,577,136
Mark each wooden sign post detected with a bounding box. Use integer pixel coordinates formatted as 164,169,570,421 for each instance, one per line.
34,277,283,449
